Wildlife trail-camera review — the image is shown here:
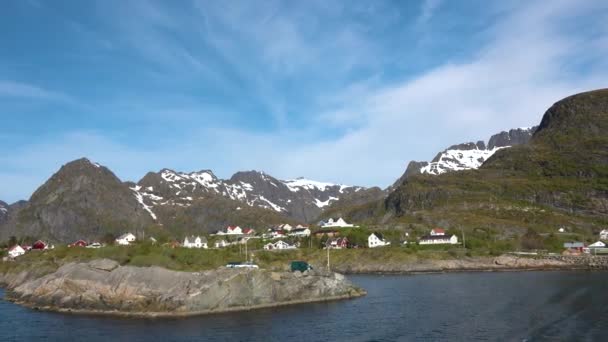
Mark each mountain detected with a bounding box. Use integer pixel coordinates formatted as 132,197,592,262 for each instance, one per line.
381,89,608,231
398,127,537,180
131,169,363,223
0,160,365,242
0,158,154,242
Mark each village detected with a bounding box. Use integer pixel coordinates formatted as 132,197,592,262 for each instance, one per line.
4,218,608,265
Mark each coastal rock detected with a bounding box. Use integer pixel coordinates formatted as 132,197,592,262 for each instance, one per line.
5,260,365,316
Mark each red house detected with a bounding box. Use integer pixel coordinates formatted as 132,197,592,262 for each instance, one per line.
326,237,349,249
32,240,47,250
69,240,88,247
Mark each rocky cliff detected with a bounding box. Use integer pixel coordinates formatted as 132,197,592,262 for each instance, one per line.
3,259,365,316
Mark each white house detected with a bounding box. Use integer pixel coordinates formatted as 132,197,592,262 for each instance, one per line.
226,225,243,235
116,233,136,245
320,217,355,228
8,245,26,258
264,240,297,250
214,239,229,248
278,223,293,231
264,228,287,239
588,241,606,248
368,233,390,248
183,236,208,249
419,234,459,245
600,229,608,240
558,227,566,233
430,228,446,236
296,224,309,229
289,228,311,237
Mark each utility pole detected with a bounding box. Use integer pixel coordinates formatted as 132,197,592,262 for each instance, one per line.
327,245,330,271
245,239,248,262
461,228,466,249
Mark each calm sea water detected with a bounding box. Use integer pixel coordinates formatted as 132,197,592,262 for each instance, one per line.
1,271,608,341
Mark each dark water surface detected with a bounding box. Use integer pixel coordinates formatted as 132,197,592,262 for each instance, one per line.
2,271,608,341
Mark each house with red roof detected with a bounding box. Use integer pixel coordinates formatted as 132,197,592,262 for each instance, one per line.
326,237,349,249
430,228,446,236
32,240,48,250
69,240,88,247
226,225,243,235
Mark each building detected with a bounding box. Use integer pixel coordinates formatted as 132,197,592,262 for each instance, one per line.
8,245,26,258
69,240,88,247
264,240,297,250
264,228,287,239
319,217,355,228
214,239,229,248
563,242,585,253
32,240,48,250
116,233,136,245
289,228,311,237
326,237,349,249
589,241,606,248
368,233,390,248
242,228,256,235
296,224,309,229
276,223,293,231
226,225,243,235
183,236,208,249
600,229,608,240
430,228,446,236
419,235,459,245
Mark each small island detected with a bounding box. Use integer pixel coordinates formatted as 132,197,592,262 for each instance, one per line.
1,259,365,317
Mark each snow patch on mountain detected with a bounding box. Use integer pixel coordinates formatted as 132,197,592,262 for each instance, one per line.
284,178,338,192
421,147,507,175
131,188,157,220
315,196,339,208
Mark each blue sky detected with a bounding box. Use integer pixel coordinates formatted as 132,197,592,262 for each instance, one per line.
1,0,608,202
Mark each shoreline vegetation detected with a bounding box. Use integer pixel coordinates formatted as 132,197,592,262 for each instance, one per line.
1,242,606,279
1,245,606,317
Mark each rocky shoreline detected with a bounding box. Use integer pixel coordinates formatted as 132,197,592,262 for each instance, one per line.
330,255,601,274
1,259,365,317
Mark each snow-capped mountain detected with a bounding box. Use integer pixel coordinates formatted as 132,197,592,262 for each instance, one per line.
396,127,537,183
131,169,364,222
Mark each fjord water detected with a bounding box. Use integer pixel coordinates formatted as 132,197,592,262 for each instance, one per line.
1,271,608,341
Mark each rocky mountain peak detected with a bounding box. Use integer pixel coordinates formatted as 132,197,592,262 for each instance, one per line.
394,126,538,183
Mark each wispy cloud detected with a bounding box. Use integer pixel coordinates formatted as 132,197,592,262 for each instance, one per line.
0,80,75,103
417,0,443,26
2,0,608,203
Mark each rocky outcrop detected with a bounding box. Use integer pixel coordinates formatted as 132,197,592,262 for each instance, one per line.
4,260,365,317
488,127,537,150
330,255,576,274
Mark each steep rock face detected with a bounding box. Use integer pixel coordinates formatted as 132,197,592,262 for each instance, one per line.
395,126,537,181
488,127,537,150
131,169,363,223
0,159,153,242
0,201,8,225
6,260,365,316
